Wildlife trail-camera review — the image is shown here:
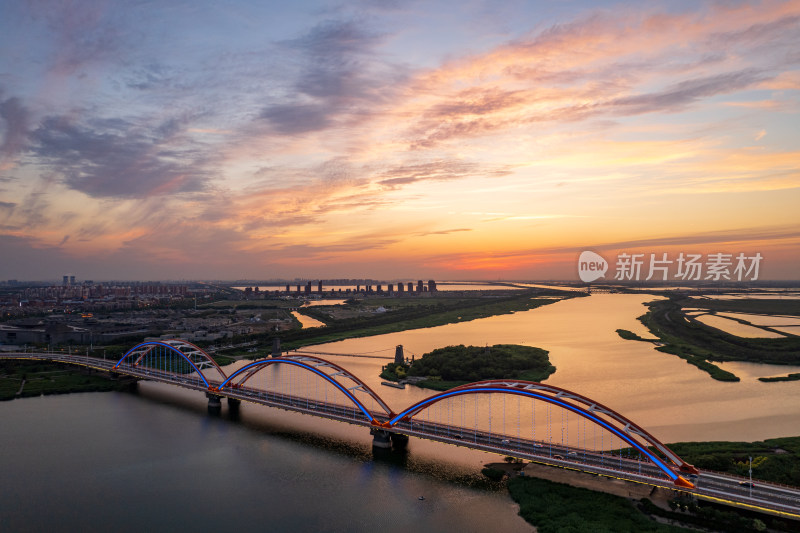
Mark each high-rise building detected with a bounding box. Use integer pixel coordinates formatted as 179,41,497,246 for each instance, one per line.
407,282,414,292
417,280,424,292
318,281,323,293
428,280,437,292
63,275,69,286
70,275,76,285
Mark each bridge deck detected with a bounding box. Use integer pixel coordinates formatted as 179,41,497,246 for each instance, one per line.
2,352,799,519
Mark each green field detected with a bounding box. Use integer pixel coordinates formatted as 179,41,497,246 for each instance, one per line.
0,360,132,401
630,297,800,381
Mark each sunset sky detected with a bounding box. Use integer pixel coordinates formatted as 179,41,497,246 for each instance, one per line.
1,1,798,281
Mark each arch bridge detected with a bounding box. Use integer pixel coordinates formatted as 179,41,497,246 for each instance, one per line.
5,340,800,518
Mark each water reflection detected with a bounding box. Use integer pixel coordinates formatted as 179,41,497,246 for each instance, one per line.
0,390,529,533
300,294,800,444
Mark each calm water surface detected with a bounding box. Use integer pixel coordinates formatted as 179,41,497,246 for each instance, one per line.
4,293,799,531
0,389,529,533
310,294,800,444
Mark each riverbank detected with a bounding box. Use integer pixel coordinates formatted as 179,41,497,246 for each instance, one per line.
244,291,576,353
0,360,132,401
486,433,800,532
506,472,794,533
638,297,800,370
759,373,800,382
490,437,800,533
628,297,800,382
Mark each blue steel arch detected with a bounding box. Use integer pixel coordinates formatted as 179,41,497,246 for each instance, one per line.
388,384,691,487
114,341,213,388
151,339,227,379
218,359,378,424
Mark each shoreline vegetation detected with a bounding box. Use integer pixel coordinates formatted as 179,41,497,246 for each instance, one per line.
273,291,573,351
505,474,793,532
623,296,800,382
380,344,555,391
0,360,132,401
189,290,576,360
616,328,659,342
759,373,800,382
492,435,800,532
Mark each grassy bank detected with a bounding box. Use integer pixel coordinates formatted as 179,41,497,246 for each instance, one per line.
273,292,573,350
0,360,131,401
635,300,740,381
616,328,658,342
759,373,800,382
632,296,800,381
507,476,689,532
640,298,800,366
505,434,800,532
666,436,800,486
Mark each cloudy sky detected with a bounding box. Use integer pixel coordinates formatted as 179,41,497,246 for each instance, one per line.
1,0,798,281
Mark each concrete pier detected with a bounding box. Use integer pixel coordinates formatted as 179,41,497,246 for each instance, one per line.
206,392,222,411
371,428,409,449
370,428,392,449
390,433,409,449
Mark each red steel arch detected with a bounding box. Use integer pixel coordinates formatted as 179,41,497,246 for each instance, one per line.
456,380,694,473
388,379,697,485
217,353,395,418
114,340,227,385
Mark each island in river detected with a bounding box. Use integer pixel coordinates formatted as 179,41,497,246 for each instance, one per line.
380,343,555,391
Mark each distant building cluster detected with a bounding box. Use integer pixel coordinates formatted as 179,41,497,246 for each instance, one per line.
240,279,438,298
1,275,194,315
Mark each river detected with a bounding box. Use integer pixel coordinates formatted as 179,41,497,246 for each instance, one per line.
0,389,529,532
3,293,800,531
306,294,800,444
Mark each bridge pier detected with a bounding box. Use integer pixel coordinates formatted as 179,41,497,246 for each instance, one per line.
206,392,222,412
370,428,409,450
109,372,139,391
370,428,392,449
390,433,409,449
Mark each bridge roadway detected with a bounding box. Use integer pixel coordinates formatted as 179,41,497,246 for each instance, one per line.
3,352,800,520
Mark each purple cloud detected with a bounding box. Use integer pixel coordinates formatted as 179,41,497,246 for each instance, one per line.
31,116,211,199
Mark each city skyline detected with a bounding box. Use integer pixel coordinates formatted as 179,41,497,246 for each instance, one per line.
1,1,799,280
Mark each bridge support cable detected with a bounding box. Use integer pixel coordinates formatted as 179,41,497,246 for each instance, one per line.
387,382,696,487
113,340,228,388
457,380,696,475
114,341,217,388
217,356,394,424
